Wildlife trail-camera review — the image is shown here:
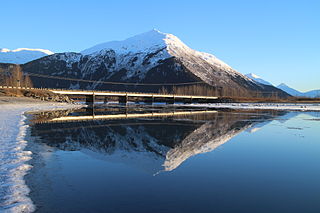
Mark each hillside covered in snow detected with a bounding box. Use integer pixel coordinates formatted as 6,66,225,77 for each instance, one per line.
0,48,54,64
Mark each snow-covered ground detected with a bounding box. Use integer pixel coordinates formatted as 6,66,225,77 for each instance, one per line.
0,99,80,213
186,103,320,111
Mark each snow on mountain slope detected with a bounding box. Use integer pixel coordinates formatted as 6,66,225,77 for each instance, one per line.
82,29,233,70
82,29,169,55
81,29,247,80
0,48,54,64
245,73,273,86
82,30,228,66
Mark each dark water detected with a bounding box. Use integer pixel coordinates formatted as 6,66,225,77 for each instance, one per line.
25,106,320,213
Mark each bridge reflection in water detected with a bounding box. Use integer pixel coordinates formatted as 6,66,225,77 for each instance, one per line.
29,107,285,174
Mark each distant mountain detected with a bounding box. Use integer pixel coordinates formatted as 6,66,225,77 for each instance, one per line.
0,48,53,64
277,83,320,98
21,30,288,98
277,83,303,96
304,89,320,98
245,73,273,86
246,74,319,98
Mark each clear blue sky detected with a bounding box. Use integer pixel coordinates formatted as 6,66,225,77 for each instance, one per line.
1,0,319,91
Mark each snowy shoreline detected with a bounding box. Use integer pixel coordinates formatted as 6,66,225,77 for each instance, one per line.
0,97,81,213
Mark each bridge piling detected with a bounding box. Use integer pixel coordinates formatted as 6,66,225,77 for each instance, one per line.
85,94,95,105
119,95,128,104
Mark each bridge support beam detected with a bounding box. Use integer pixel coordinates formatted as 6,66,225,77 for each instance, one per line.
119,95,128,104
85,95,95,105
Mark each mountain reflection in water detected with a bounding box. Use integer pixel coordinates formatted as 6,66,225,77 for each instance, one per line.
29,106,286,174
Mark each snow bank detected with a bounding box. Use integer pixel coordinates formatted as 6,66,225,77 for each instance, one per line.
0,102,80,213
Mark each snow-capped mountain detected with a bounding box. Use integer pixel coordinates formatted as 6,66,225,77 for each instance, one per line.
0,48,54,64
277,83,320,98
80,29,234,76
22,30,288,97
245,73,273,86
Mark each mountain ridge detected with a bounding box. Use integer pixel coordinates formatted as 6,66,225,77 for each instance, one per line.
15,30,289,98
277,83,320,98
245,73,319,98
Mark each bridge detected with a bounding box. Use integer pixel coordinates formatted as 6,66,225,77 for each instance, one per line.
0,86,219,104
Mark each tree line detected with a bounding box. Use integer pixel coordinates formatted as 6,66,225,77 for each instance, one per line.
0,64,33,88
159,84,282,99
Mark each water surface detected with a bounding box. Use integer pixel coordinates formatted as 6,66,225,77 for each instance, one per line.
25,106,320,213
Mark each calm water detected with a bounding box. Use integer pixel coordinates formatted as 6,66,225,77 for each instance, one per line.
25,106,320,213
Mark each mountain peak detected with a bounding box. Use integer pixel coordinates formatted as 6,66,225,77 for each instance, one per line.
278,83,288,87
81,29,172,55
80,30,234,72
146,28,165,35
245,73,273,86
246,73,260,79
